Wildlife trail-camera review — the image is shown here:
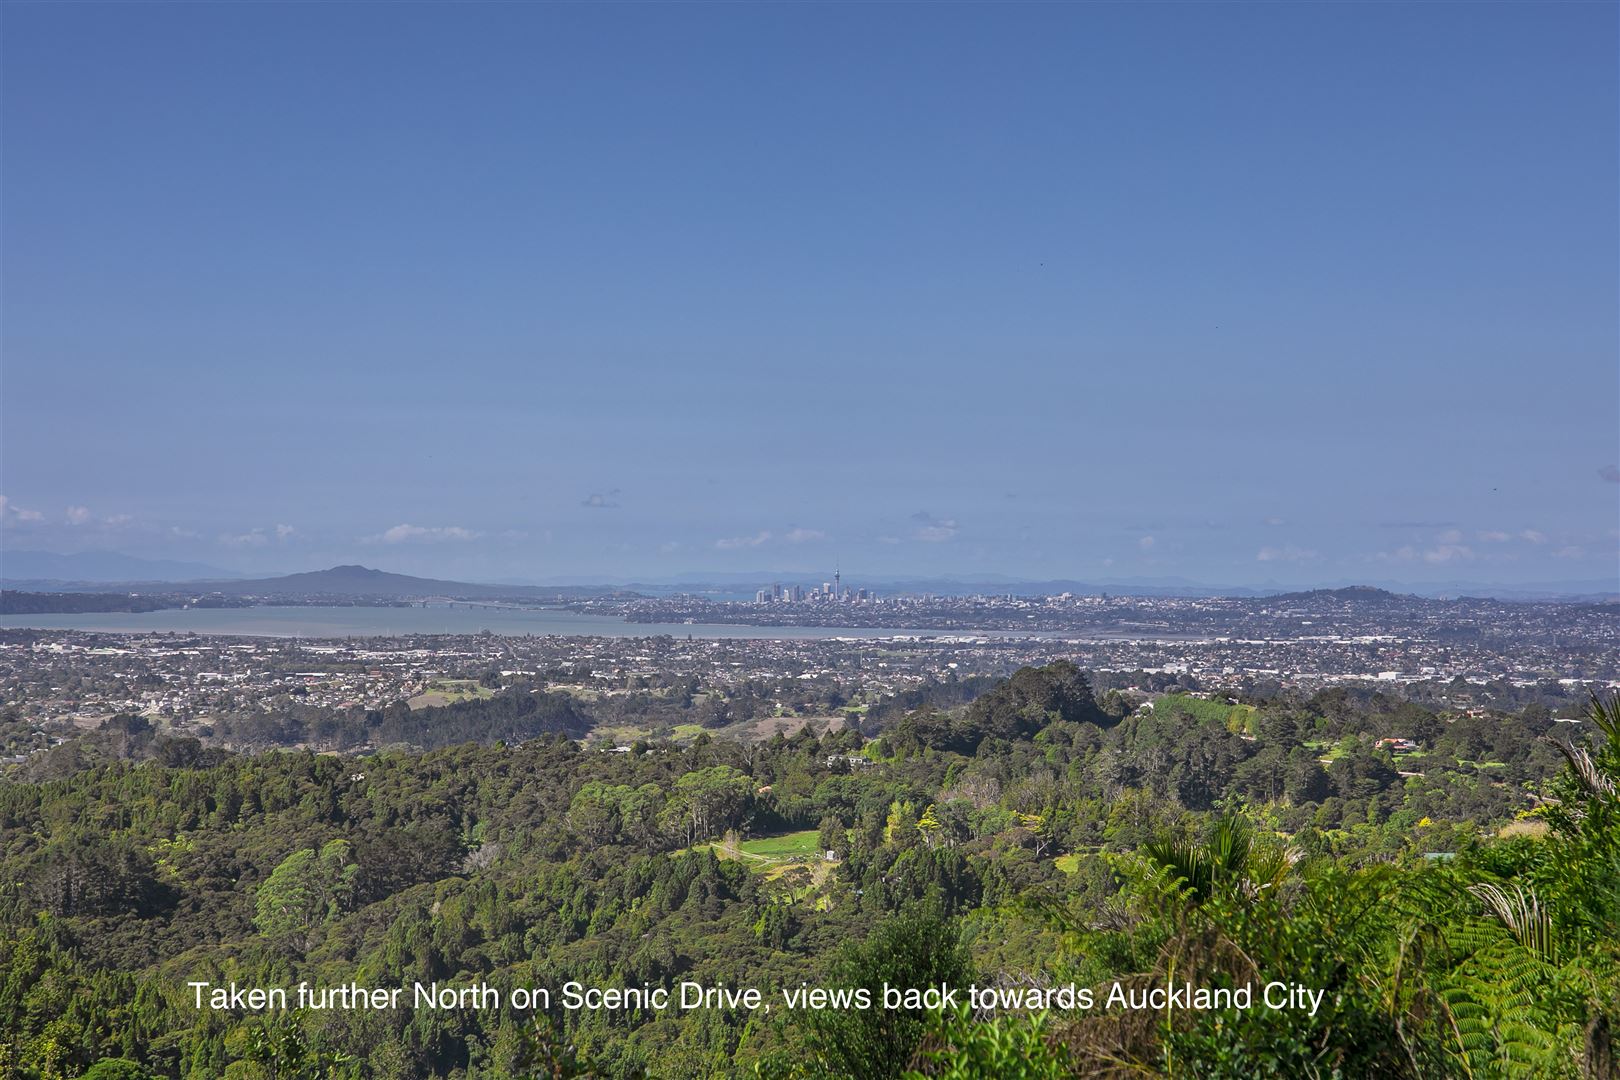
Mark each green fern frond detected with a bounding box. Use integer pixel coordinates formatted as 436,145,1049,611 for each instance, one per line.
1467,884,1558,961
1587,690,1620,748
1547,737,1617,801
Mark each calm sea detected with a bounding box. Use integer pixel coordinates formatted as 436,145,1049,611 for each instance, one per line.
0,604,948,640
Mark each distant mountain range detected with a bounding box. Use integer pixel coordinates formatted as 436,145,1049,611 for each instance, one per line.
1,562,631,601
196,565,626,600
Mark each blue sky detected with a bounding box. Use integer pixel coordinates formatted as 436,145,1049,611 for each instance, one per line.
2,2,1616,586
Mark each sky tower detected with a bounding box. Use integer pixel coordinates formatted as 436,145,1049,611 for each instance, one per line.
834,564,841,600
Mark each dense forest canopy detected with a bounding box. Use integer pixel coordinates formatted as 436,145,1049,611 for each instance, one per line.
0,661,1615,1078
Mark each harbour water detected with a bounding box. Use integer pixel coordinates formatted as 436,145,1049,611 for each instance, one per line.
0,604,953,640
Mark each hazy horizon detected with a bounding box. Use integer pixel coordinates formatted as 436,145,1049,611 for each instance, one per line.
2,547,1616,600
4,4,1616,589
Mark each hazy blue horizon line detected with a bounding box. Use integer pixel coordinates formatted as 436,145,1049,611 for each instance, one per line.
1,560,1614,597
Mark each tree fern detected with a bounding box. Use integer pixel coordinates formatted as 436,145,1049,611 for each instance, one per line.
1436,928,1578,1079
1468,884,1557,962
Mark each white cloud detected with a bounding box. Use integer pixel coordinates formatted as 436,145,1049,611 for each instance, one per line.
715,530,772,550
581,490,621,509
220,529,270,548
1553,545,1586,559
104,514,133,527
1138,535,1156,551
223,523,298,547
66,505,92,525
1257,544,1319,563
1520,530,1547,544
373,524,481,545
659,540,681,553
1424,544,1474,564
0,495,45,523
1437,528,1464,545
785,528,826,544
1478,530,1511,543
1263,517,1286,527
910,511,959,543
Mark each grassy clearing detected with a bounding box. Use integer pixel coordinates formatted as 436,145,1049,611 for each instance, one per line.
1498,819,1549,839
737,830,822,861
1155,693,1257,735
408,679,495,710
685,830,826,896
743,714,850,739
741,831,832,900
